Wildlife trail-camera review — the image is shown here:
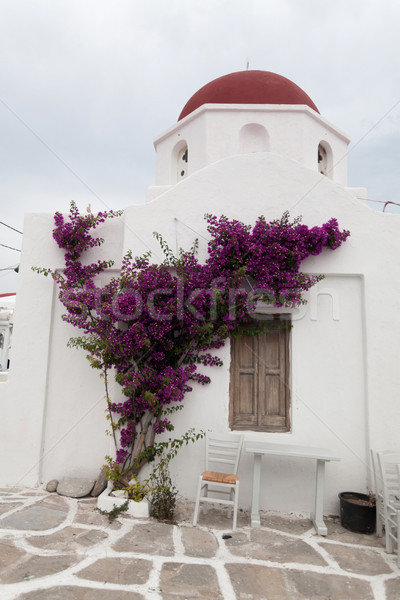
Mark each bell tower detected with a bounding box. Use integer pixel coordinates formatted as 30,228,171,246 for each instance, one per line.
146,70,366,204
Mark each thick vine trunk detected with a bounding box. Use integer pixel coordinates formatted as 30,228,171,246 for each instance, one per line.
118,412,157,485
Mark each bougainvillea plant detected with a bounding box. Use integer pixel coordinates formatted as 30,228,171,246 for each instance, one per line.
34,202,349,487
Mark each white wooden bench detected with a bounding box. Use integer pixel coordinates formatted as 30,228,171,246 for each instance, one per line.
245,442,340,536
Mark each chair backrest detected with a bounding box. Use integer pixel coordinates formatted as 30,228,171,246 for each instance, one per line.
371,449,383,494
377,451,400,502
397,464,400,495
205,431,243,475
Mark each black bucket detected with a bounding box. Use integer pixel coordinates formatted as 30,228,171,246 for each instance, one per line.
338,492,376,534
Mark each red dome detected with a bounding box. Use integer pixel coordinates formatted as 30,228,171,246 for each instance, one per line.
178,70,319,120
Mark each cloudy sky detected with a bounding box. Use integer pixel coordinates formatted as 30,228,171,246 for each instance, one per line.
0,0,399,294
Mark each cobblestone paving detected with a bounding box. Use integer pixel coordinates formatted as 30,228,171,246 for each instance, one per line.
0,487,399,599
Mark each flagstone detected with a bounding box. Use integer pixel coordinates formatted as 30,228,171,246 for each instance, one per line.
386,576,400,600
0,539,27,578
0,496,69,530
226,563,374,600
0,552,78,584
324,517,385,548
73,499,122,529
18,586,145,599
0,495,395,599
259,512,314,535
227,562,295,599
189,506,249,530
113,521,175,556
288,568,375,599
76,556,152,585
160,562,222,599
226,529,327,565
0,501,23,515
27,526,108,552
320,541,392,575
181,526,218,558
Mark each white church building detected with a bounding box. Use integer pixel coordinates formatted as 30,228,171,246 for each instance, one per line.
2,70,400,517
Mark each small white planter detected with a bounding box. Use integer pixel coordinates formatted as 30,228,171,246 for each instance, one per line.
97,482,149,518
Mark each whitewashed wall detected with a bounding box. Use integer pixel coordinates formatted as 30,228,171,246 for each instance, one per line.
0,215,124,487
2,151,399,518
126,152,400,515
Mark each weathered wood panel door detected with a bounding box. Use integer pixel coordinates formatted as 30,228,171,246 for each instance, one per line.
230,324,290,432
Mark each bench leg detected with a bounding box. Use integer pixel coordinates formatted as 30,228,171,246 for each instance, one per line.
250,453,262,528
311,459,328,536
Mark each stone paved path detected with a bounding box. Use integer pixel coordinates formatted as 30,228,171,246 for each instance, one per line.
0,487,399,599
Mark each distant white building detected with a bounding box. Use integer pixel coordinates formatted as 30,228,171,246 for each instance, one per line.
2,71,399,517
0,297,14,373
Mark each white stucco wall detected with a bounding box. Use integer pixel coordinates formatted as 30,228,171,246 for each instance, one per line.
2,150,399,518
126,152,400,515
0,214,124,486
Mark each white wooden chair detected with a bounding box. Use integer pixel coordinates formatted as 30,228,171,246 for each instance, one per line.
193,431,243,531
377,451,400,563
370,449,385,537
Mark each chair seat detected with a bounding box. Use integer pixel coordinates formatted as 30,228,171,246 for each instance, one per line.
201,470,238,484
